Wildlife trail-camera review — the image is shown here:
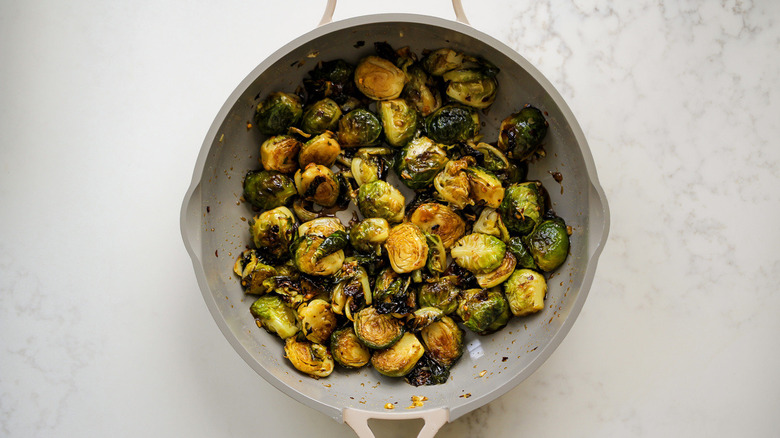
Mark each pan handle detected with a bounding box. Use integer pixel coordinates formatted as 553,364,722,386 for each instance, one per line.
319,0,470,26
343,407,449,438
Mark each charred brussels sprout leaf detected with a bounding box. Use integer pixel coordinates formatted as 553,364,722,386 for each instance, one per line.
418,275,461,315
525,217,570,271
354,56,408,100
297,298,338,344
298,131,341,168
395,137,450,190
350,147,390,187
312,230,348,261
504,268,547,316
353,306,405,349
385,222,429,274
349,218,390,255
356,180,406,223
420,316,463,367
373,267,414,315
421,48,465,76
233,249,277,295
425,232,447,275
406,353,451,386
457,288,511,335
371,332,425,377
424,105,479,145
450,233,507,274
409,202,466,249
338,108,383,147
254,92,303,135
506,237,539,270
406,307,444,332
402,64,442,116
378,99,419,147
297,216,345,238
498,181,543,236
250,294,299,339
330,327,371,368
498,105,549,160
474,251,516,288
303,59,356,105
284,337,334,378
250,206,296,261
294,164,341,207
243,170,297,211
301,98,342,135
291,234,345,277
260,135,301,174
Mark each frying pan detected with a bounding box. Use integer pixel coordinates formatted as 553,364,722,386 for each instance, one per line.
180,1,610,436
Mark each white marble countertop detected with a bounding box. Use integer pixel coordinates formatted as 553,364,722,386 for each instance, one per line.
2,0,778,436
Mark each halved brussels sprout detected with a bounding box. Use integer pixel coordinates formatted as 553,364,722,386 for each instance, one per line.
472,207,510,242
402,64,442,116
425,232,447,275
291,234,345,276
506,236,539,270
338,108,383,148
354,56,407,100
525,217,570,271
405,353,450,386
254,92,303,135
350,147,390,186
250,294,299,339
409,202,466,249
498,105,549,160
294,163,340,207
420,316,463,367
260,135,301,174
498,181,543,235
353,306,405,349
450,233,507,274
297,298,338,344
297,216,345,238
349,218,390,255
233,249,277,295
433,157,474,210
250,206,296,261
474,142,509,174
243,170,297,211
330,327,371,369
395,137,450,190
371,332,425,377
504,269,547,316
457,288,511,335
283,337,334,378
417,275,460,315
377,99,419,147
331,261,372,320
385,222,429,274
298,131,341,168
443,68,498,109
373,267,414,315
464,166,505,208
475,251,516,288
301,98,342,135
356,180,405,223
406,307,444,332
421,48,464,76
424,104,479,145
303,59,356,105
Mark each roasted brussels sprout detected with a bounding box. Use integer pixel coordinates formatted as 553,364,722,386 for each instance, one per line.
525,217,570,271
417,275,460,315
464,166,505,208
254,92,303,135
356,180,406,223
330,327,371,368
303,59,356,105
297,216,345,238
421,48,464,76
294,164,340,207
350,147,390,186
373,267,414,315
250,206,296,261
260,135,301,174
474,251,516,288
472,207,510,242
406,353,451,386
457,288,511,335
433,157,474,210
298,131,341,168
443,68,498,109
371,332,425,377
250,294,299,339
291,234,345,276
349,218,390,255
377,98,419,147
506,236,538,270
395,137,450,190
297,298,338,344
402,64,442,116
385,222,429,274
233,249,277,295
474,142,508,174
498,181,543,235
243,170,297,211
301,98,342,135
338,108,383,147
504,268,547,316
450,233,507,274
354,56,407,100
424,104,480,145
420,316,463,367
409,202,466,249
331,261,372,320
284,337,334,378
498,105,549,160
353,306,405,349
425,232,447,275
406,307,444,332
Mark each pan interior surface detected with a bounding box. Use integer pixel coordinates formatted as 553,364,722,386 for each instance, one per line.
190,15,604,422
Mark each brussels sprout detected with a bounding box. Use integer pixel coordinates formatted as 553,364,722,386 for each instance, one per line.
371,332,425,377
443,68,498,109
417,275,460,315
433,157,474,210
297,298,338,344
506,237,539,270
312,230,349,261
349,218,390,255
409,202,466,249
254,92,303,135
474,142,510,175
472,207,510,242
475,251,516,288
303,59,356,105
243,170,297,211
450,233,507,274
402,64,442,116
373,267,414,315
525,217,570,271
291,234,345,276
464,166,505,208
395,137,450,190
504,269,547,316
260,135,301,174
233,249,277,295
330,327,371,369
406,307,444,332
456,288,511,335
350,147,390,187
385,222,429,274
423,233,446,275
297,217,345,238
338,108,383,147
353,306,405,349
356,180,406,223
250,206,296,261
332,262,372,320
298,131,342,169
284,337,334,378
294,164,340,207
249,294,299,339
421,48,464,76
424,105,480,145
405,353,451,386
261,276,309,307
377,99,419,147
420,316,463,367
301,98,342,135
498,105,549,160
498,181,543,235
354,56,408,100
